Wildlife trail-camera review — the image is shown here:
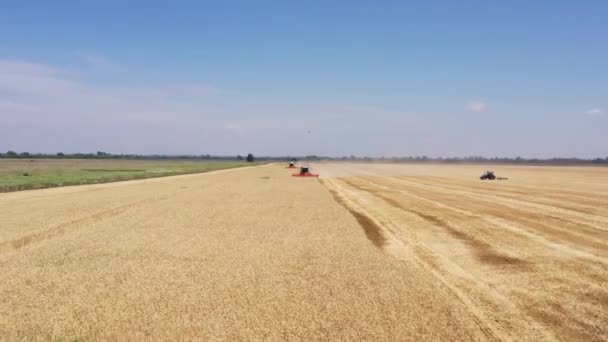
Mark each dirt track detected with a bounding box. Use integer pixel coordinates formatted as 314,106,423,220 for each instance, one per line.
1,163,606,340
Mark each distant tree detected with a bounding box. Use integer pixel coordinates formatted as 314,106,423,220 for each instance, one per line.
246,153,254,162
237,155,244,160
19,152,30,158
57,152,65,158
6,151,17,158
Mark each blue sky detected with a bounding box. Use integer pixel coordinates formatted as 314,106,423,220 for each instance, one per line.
1,1,606,157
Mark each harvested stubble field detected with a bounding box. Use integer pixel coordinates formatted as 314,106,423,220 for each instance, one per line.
321,163,608,341
0,163,606,340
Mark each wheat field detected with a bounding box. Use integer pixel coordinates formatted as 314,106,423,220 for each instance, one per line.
1,163,606,340
321,163,608,341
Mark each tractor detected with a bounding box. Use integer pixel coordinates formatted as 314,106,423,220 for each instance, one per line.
480,171,496,180
480,171,508,180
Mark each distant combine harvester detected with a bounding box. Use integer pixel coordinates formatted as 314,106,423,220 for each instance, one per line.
292,165,319,178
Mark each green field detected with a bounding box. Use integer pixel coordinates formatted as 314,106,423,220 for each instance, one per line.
0,159,261,192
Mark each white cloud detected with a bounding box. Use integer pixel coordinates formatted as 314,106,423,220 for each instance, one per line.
465,100,488,112
0,58,220,123
0,59,65,76
0,59,81,98
586,108,604,117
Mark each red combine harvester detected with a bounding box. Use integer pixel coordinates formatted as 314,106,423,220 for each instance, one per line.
286,161,297,169
292,166,319,178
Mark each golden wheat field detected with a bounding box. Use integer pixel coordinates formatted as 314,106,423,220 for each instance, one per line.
321,163,608,341
1,163,607,340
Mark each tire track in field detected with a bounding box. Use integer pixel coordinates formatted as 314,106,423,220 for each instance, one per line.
388,176,608,229
323,177,555,341
324,169,607,341
320,179,386,248
352,176,601,261
0,197,164,254
326,179,533,340
379,177,608,256
384,176,607,237
321,179,501,341
400,175,608,222
349,175,608,274
355,173,608,335
403,176,608,217
341,178,529,267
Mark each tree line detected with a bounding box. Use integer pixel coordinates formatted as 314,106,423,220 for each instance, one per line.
0,151,258,162
1,151,607,165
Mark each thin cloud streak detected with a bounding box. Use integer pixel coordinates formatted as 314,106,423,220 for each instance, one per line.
465,100,488,113
586,108,604,117
74,51,121,71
